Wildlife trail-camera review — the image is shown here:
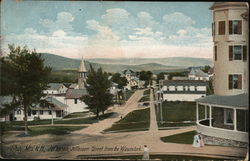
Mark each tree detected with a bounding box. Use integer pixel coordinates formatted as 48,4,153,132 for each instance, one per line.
139,70,153,86
0,45,51,135
202,65,211,73
156,72,167,81
80,65,113,118
111,73,128,89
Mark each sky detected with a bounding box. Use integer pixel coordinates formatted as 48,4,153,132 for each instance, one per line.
1,0,214,59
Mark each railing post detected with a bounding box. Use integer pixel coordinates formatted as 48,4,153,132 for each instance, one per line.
205,105,207,119
196,103,199,123
234,108,237,131
209,105,212,127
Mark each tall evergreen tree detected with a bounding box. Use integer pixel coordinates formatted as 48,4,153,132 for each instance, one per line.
0,45,51,135
80,65,113,118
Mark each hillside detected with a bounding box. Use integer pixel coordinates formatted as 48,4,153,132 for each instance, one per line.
40,53,213,73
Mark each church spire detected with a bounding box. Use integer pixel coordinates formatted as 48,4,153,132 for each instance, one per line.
79,57,87,72
78,57,87,89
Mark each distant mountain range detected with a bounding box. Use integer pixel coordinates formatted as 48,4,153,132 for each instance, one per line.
40,53,213,73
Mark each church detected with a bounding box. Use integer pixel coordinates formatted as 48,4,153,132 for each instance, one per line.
64,58,89,114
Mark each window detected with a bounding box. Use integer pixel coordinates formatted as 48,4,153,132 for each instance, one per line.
224,109,234,125
229,20,242,34
214,46,217,61
229,45,247,61
212,22,215,36
218,21,225,35
228,74,242,89
49,111,52,115
74,99,78,104
40,110,43,115
32,111,36,115
16,110,21,115
28,110,31,116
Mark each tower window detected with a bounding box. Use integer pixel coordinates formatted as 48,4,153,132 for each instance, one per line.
229,20,242,35
218,21,225,35
228,74,242,89
229,45,247,61
214,46,217,61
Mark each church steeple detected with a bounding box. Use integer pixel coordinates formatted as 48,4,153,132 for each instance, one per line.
78,57,87,89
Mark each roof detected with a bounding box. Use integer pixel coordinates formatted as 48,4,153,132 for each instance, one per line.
31,97,68,111
66,89,88,99
189,67,208,77
210,2,248,10
122,69,135,75
69,83,78,89
47,83,65,90
164,91,206,94
196,93,248,109
163,80,208,86
79,58,87,72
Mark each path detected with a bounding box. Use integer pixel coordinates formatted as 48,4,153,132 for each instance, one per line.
149,88,158,132
73,89,144,134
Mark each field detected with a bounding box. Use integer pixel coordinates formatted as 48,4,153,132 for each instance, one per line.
104,108,150,133
155,101,204,128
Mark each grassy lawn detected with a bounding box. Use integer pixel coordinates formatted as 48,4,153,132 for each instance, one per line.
125,90,136,101
138,95,150,102
104,108,150,132
160,130,197,144
28,126,86,136
78,154,230,160
143,89,150,95
1,112,114,131
155,101,204,128
63,111,89,119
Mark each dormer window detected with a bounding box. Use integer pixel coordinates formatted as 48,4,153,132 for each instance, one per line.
229,20,242,35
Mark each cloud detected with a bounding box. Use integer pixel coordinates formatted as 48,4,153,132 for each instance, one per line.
2,27,88,58
39,12,74,33
162,12,195,26
137,12,158,28
101,8,130,25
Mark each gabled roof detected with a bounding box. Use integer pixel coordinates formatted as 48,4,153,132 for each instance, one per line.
47,83,65,90
122,69,135,75
69,83,78,89
79,58,87,72
189,67,208,77
31,97,68,111
196,93,248,109
66,89,88,99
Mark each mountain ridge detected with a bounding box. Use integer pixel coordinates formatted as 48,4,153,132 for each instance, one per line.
40,53,213,73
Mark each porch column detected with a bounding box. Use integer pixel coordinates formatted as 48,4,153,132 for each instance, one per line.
209,105,212,127
196,103,199,123
205,105,207,119
234,108,237,131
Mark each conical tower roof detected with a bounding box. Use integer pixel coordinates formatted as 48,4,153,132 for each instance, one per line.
79,57,87,72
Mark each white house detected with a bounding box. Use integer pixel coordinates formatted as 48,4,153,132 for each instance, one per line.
121,69,139,90
160,80,208,102
196,2,249,147
0,96,68,121
188,67,209,81
65,89,88,114
43,83,68,95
